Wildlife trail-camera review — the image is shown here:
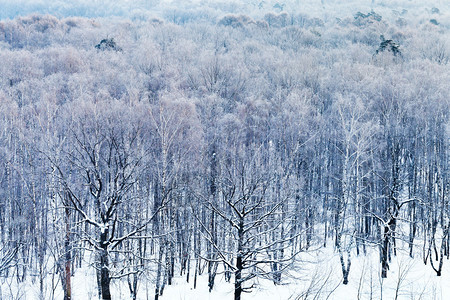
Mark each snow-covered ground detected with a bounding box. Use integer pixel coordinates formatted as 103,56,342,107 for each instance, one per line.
1,242,449,299
157,246,450,300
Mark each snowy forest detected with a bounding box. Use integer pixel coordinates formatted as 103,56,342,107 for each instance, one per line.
0,0,448,299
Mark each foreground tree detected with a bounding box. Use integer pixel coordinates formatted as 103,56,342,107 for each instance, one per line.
197,101,299,300
47,99,162,299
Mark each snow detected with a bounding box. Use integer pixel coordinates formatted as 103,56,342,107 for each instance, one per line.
3,241,448,299
157,245,450,300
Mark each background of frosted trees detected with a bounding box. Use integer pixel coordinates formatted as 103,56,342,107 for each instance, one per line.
0,2,448,299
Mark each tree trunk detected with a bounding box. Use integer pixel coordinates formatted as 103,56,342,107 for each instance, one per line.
128,273,138,300
99,230,111,300
155,241,164,300
381,224,390,278
234,258,242,300
337,232,351,285
234,220,244,300
64,206,71,300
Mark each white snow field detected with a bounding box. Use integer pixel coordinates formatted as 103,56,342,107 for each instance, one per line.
1,242,449,299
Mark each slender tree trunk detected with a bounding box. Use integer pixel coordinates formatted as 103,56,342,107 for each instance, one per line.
409,200,416,258
64,206,71,300
208,210,218,292
381,220,393,278
128,273,138,300
155,241,164,300
234,219,244,300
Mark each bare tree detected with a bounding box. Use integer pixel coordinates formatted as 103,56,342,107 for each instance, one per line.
46,99,162,299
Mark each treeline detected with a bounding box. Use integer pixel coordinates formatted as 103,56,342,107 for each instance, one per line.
0,10,448,300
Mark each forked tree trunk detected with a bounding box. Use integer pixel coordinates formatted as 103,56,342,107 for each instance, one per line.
337,232,351,284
